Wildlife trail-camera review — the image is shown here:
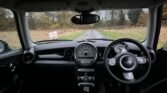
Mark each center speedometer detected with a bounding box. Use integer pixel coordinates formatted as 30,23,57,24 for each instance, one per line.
74,42,98,66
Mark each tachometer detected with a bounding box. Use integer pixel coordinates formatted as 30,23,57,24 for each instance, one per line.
74,42,98,66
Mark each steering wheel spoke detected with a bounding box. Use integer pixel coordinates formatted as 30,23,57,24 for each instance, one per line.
113,43,128,54
107,58,116,66
136,56,147,64
123,72,135,81
121,48,128,53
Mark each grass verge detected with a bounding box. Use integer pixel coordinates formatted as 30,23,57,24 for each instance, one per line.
99,27,146,42
98,27,167,48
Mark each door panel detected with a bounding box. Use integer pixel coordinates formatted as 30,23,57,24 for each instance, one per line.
140,49,167,93
0,50,22,93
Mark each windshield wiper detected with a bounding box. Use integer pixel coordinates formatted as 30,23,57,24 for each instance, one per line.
86,38,114,41
77,38,114,43
35,39,72,44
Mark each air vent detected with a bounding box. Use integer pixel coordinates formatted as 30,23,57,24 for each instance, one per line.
23,48,35,64
64,49,73,58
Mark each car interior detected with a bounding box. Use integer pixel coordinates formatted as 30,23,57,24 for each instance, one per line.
0,0,167,93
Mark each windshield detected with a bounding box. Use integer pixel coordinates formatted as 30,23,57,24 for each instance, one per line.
26,9,149,42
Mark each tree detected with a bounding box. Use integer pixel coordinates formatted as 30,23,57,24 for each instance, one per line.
128,9,142,25
117,10,125,25
162,5,167,24
163,5,167,18
27,12,36,29
137,11,148,26
0,8,15,31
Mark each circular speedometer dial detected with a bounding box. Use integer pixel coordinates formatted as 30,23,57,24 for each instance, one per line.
74,42,98,66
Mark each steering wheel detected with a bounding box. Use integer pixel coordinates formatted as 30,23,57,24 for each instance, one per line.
104,38,151,84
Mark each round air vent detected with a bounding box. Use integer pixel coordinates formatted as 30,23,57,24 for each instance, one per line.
64,49,73,59
23,48,35,64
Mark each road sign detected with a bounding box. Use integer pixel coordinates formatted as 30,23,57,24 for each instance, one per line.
49,31,58,39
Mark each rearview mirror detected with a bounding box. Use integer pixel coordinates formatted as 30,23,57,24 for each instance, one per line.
71,13,100,25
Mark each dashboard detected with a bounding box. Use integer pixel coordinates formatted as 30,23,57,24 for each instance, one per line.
18,39,157,92
33,40,156,66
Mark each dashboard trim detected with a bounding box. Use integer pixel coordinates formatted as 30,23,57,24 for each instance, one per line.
34,60,103,66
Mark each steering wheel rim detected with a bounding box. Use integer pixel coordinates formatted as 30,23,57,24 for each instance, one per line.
104,38,151,84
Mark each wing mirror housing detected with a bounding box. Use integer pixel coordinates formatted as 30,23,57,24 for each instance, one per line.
0,40,10,53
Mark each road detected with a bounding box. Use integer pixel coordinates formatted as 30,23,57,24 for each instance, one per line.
75,29,105,41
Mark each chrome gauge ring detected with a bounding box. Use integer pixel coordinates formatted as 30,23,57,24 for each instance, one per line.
74,42,98,67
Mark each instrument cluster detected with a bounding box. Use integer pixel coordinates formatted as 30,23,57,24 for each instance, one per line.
74,42,98,66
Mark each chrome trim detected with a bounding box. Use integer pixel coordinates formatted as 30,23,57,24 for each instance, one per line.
74,42,98,66
119,55,137,71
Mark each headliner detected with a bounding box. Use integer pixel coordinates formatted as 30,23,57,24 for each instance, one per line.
0,0,166,12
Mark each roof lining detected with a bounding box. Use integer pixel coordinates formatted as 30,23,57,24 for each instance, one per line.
0,0,166,12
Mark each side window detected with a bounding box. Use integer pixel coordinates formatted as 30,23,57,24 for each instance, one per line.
158,5,167,49
0,7,21,50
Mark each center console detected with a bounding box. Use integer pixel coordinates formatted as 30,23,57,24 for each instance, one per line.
74,42,98,93
77,68,95,93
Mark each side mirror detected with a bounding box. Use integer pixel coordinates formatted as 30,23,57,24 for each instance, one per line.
71,13,100,25
0,40,10,53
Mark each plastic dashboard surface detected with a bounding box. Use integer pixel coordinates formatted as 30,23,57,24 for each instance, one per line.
33,40,153,66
